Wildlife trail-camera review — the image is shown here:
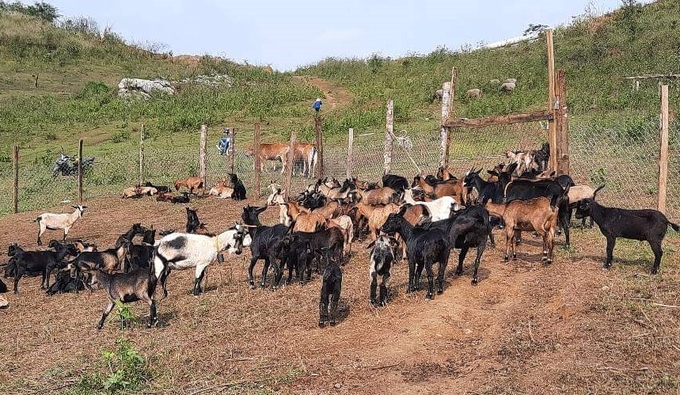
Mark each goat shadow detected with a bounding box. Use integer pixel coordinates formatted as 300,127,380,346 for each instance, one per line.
580,255,656,272
320,296,351,327
445,266,492,284
153,311,177,328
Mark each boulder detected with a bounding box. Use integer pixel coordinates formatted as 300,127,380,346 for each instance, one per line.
118,78,175,100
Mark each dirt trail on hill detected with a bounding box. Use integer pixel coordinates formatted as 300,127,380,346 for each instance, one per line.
294,75,353,110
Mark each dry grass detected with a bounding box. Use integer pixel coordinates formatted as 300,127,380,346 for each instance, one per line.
0,194,678,394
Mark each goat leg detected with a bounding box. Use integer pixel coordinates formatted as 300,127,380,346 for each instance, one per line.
425,262,435,300
248,257,258,289
456,247,469,275
193,268,206,296
97,301,115,329
471,243,485,285
318,295,328,327
379,279,388,306
370,276,378,306
329,288,340,326
148,300,158,328
649,241,663,275
604,237,615,269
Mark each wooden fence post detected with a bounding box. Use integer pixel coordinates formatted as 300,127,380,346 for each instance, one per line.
228,127,235,175
346,128,354,179
77,139,83,204
139,124,145,186
658,85,669,214
283,131,297,199
384,99,394,175
199,124,207,187
440,69,455,168
315,117,324,179
254,123,261,198
13,145,18,213
555,70,570,175
546,29,558,173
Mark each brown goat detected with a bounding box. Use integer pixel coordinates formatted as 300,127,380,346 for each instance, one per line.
484,197,558,263
280,201,325,232
174,176,204,194
413,175,466,205
313,200,342,219
352,203,400,242
326,215,354,258
356,187,400,206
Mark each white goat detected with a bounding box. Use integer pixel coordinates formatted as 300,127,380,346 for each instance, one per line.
35,205,86,246
153,224,252,297
403,189,460,221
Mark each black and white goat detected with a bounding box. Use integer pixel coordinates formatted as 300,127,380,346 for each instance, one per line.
153,224,251,296
367,235,399,306
35,205,86,245
575,199,679,274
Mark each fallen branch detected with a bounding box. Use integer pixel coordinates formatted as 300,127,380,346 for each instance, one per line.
652,303,680,308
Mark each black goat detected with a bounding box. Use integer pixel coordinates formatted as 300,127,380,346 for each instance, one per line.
115,223,147,249
382,174,409,193
279,226,345,283
81,263,159,329
144,181,170,193
242,205,291,289
319,249,342,327
276,238,314,285
7,241,77,294
171,192,191,204
420,205,491,285
381,213,450,299
46,266,85,295
575,199,679,274
367,235,398,306
126,227,156,272
0,277,7,293
229,173,247,201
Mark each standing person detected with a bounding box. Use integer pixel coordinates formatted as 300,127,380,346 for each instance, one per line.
217,128,231,155
312,98,322,114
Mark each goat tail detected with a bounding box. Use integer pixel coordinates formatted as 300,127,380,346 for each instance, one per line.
669,222,680,232
153,252,170,299
593,184,605,199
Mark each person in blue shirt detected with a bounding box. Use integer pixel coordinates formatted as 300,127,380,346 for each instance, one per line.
218,128,231,155
312,98,322,113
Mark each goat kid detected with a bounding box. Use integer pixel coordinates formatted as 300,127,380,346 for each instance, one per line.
319,249,342,327
367,235,399,306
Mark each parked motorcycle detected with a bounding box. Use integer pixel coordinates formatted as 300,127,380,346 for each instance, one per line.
52,153,95,177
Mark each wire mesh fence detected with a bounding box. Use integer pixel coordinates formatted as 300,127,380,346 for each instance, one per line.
1,118,678,222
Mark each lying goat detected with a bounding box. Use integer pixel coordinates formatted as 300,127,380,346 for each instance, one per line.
35,205,86,245
575,199,679,274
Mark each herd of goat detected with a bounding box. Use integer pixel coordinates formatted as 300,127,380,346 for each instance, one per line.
1,143,678,328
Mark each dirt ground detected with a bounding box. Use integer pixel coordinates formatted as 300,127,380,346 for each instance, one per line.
0,193,679,394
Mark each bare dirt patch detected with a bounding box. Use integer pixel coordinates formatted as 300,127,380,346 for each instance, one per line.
0,194,678,394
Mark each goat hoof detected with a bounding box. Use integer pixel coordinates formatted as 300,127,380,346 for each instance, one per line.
329,321,337,327
437,289,444,295
318,321,325,328
455,269,463,276
503,257,509,262
471,278,478,286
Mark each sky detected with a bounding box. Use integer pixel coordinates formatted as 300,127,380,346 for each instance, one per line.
36,0,654,71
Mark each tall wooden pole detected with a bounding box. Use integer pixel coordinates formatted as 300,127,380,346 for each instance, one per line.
228,127,235,175
555,70,570,175
77,139,83,204
440,68,455,168
199,124,207,187
13,145,18,213
546,29,558,173
346,128,354,179
139,124,145,186
283,131,297,199
384,99,394,175
658,85,669,214
253,123,261,198
314,117,324,179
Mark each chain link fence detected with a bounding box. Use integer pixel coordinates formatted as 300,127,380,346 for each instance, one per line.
1,119,678,222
